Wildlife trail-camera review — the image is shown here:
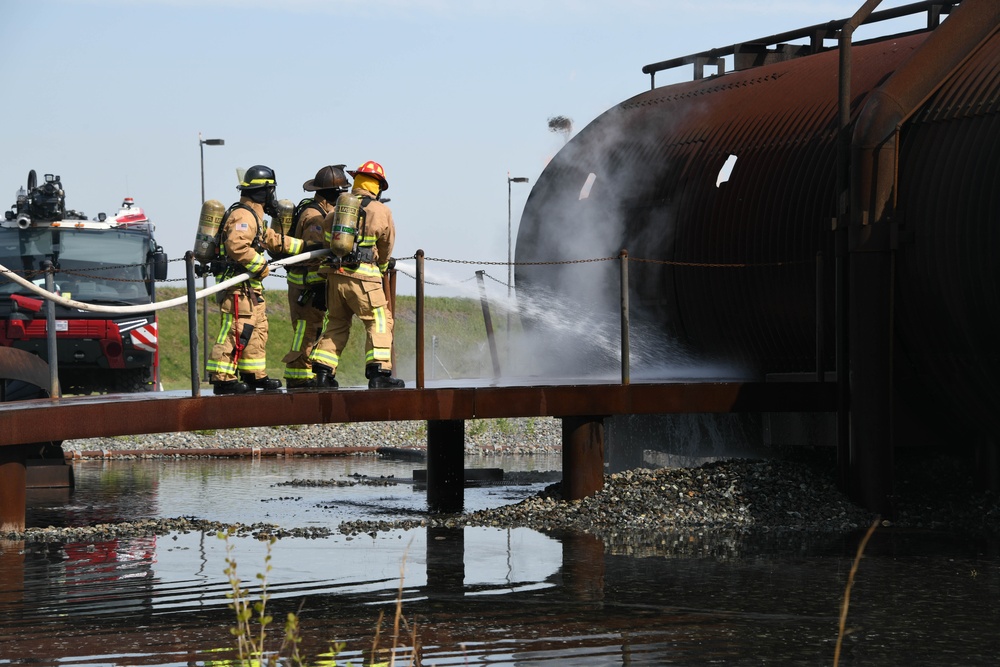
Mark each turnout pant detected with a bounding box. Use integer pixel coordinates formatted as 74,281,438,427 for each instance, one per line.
282,282,327,383
207,288,269,382
309,273,394,374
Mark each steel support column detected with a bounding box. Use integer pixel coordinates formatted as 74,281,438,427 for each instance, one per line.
427,419,465,513
849,250,895,516
562,415,605,500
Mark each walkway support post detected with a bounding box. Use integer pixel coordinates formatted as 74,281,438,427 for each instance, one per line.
384,263,398,375
427,419,464,513
184,252,201,397
475,271,501,380
619,249,630,386
416,250,425,389
562,415,605,500
42,261,59,399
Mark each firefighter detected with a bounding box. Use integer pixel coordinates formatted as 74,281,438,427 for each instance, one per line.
207,165,304,395
282,165,350,388
309,160,404,389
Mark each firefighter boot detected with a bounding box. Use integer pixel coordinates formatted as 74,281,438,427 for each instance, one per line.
213,379,250,395
311,364,339,389
241,374,282,391
366,363,405,389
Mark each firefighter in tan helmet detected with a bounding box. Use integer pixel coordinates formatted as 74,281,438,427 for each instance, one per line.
309,160,404,389
281,165,350,388
207,165,304,395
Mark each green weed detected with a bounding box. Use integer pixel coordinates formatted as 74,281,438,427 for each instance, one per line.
219,530,419,666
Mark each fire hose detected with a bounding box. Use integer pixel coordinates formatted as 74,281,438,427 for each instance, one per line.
0,249,329,315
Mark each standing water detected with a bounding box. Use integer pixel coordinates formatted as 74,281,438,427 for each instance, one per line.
1,453,998,666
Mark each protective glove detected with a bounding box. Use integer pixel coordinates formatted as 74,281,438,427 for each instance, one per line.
304,243,325,252
256,264,270,279
312,287,327,311
386,257,397,271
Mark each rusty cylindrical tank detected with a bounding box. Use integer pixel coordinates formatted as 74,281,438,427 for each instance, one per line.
516,18,1000,442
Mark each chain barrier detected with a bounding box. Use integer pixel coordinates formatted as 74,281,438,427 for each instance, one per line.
420,254,812,269
0,251,814,291
628,256,813,268
421,254,619,266
481,272,509,288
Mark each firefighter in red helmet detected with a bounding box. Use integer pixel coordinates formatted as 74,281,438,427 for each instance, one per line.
207,165,304,395
309,160,404,389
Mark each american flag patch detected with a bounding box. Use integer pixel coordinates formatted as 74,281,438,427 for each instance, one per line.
236,222,249,230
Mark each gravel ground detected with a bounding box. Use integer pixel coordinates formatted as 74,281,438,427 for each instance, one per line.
63,417,562,456
11,420,996,547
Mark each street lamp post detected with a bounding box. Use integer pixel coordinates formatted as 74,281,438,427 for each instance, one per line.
199,134,225,379
507,174,529,363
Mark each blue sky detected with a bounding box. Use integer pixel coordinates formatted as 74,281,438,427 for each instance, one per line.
0,0,924,297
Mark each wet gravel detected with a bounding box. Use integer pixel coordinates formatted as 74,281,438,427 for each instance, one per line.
61,417,562,457
339,452,1000,542
7,421,998,548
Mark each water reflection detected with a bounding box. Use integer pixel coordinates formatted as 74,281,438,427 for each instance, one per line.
0,457,998,666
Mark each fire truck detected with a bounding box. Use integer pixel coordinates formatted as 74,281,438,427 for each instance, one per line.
0,170,168,394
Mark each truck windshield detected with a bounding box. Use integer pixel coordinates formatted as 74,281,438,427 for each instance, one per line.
0,227,152,305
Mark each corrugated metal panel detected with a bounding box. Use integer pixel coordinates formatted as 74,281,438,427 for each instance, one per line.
896,29,1000,435
518,34,928,374
518,20,1000,439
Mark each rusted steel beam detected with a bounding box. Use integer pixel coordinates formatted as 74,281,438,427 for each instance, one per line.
0,388,476,446
0,382,837,447
470,381,837,419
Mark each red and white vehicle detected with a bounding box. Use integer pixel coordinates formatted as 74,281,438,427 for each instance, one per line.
0,171,168,394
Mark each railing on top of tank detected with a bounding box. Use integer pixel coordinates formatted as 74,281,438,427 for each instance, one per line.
640,0,957,86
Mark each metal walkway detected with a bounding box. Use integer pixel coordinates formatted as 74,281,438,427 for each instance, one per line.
0,379,835,445
0,378,836,532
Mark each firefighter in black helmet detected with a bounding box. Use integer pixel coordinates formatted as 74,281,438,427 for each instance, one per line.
281,165,350,388
207,165,305,395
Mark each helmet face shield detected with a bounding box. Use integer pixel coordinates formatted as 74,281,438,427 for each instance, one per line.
263,187,279,217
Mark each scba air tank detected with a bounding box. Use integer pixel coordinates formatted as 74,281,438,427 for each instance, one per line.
270,199,295,237
330,192,361,257
193,199,226,263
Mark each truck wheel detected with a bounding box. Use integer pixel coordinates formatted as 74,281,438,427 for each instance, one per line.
114,369,153,393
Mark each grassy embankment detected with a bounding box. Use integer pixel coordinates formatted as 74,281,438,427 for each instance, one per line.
156,286,512,390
